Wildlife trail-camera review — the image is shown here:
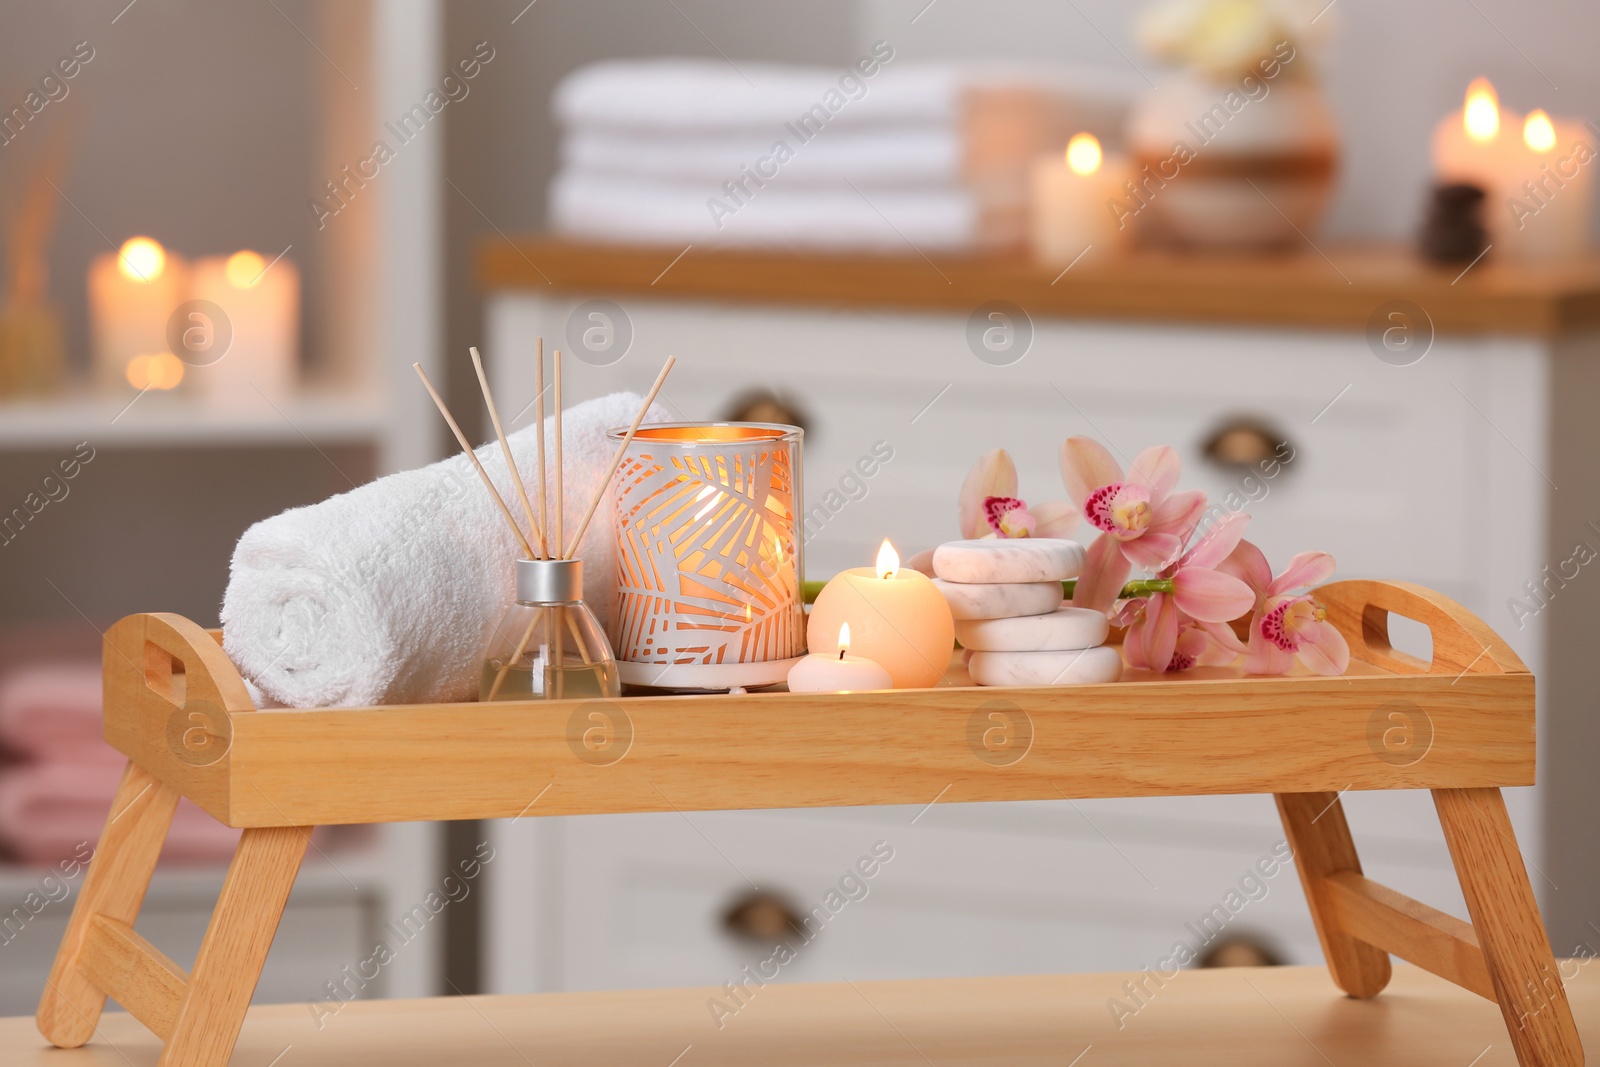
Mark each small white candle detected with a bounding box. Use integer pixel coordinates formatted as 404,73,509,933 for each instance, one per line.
189,250,300,405
787,622,892,693
1497,109,1596,261
88,236,188,393
1030,133,1131,267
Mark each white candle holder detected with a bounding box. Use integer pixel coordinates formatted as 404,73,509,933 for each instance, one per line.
609,422,805,690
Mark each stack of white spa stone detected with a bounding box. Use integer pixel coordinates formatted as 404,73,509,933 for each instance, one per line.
930,539,1122,686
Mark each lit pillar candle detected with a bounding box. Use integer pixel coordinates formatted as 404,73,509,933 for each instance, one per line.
1432,78,1520,195
88,237,188,394
805,540,955,689
189,250,300,405
1030,133,1131,267
1497,109,1596,261
787,623,893,693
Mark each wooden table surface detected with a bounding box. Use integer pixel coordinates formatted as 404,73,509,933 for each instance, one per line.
6,963,1594,1065
479,236,1600,337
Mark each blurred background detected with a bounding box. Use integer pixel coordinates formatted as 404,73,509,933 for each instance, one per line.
2,0,1597,1019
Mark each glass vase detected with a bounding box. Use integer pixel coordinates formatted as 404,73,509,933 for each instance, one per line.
480,558,620,701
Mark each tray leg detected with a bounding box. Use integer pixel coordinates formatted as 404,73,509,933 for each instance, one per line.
1434,787,1583,1067
157,824,311,1067
1275,791,1393,998
37,760,180,1048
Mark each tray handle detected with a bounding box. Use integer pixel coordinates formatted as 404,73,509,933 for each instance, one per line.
1316,579,1525,677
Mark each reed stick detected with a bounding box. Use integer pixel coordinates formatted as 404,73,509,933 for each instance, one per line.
553,348,564,555
469,346,543,558
413,363,536,560
564,355,676,558
534,337,548,559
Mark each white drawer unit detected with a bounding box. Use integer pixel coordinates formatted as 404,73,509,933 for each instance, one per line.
480,242,1600,988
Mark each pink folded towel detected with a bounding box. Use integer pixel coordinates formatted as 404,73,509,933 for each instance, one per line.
0,662,105,760
0,760,242,866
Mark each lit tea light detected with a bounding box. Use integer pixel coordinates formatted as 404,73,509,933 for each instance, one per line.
786,622,893,693
190,247,301,405
1523,109,1556,154
125,352,184,391
805,540,955,689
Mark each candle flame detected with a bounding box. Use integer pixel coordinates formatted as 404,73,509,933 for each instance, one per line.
1066,132,1102,177
838,622,850,656
226,250,266,289
875,539,899,579
1524,109,1557,153
1464,78,1500,144
117,237,166,284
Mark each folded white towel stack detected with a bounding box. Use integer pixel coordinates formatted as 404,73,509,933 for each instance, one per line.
548,57,1138,252
222,392,666,709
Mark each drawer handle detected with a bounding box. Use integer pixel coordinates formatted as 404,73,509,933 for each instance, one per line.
722,890,805,944
1202,419,1291,470
722,390,809,434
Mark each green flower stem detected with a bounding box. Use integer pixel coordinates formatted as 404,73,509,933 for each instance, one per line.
800,576,1172,605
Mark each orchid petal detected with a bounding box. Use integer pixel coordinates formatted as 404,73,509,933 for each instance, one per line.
1267,551,1338,596
1180,511,1252,570
1174,627,1209,668
1219,539,1274,605
1121,531,1184,571
1123,617,1148,668
1032,499,1082,539
958,450,1017,540
1196,632,1241,666
1071,533,1133,614
1171,568,1256,623
1059,436,1122,507
1125,445,1181,503
1142,592,1179,673
1243,619,1296,675
1109,598,1146,629
1149,489,1207,548
1296,619,1351,676
1199,618,1249,656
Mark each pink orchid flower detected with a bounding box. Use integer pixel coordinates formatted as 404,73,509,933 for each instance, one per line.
958,449,1079,540
1059,437,1206,613
1219,540,1349,676
1113,512,1257,671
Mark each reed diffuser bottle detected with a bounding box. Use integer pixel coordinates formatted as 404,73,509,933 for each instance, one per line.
481,558,619,701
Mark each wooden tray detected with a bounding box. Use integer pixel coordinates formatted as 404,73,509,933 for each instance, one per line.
35,580,1584,1066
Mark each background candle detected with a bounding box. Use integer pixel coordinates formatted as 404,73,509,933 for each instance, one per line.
190,249,300,405
88,236,187,394
1496,109,1596,261
805,541,954,689
1030,132,1131,266
787,623,893,693
1431,77,1518,195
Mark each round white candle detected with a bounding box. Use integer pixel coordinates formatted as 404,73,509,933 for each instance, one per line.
1432,78,1519,195
787,623,893,693
190,250,301,405
88,237,188,394
806,540,955,689
1030,133,1131,267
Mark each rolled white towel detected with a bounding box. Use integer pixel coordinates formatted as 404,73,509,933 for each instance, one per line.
221,392,665,709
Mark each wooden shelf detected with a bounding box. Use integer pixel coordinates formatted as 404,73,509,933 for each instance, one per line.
0,391,387,450
7,964,1596,1066
480,236,1600,338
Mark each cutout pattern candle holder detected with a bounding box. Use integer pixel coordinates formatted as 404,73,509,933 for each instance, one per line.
610,423,805,690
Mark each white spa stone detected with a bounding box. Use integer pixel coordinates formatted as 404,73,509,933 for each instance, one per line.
955,606,1110,652
932,538,1086,584
931,578,1064,621
968,646,1123,686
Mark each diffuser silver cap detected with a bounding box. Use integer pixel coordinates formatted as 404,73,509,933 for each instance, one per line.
516,558,582,604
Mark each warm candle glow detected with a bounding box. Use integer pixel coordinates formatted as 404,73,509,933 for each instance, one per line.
225,250,266,289
1524,109,1557,153
116,237,166,284
125,352,184,390
876,539,899,579
1066,133,1103,177
838,622,850,657
1463,78,1500,144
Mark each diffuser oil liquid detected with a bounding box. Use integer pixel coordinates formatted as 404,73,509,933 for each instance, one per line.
480,659,620,701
